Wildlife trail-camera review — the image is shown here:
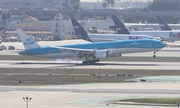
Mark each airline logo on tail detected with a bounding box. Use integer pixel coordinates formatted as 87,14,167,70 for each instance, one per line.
23,38,35,45
116,27,124,31
74,26,81,29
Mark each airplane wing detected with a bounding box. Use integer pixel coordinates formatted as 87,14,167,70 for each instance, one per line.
50,46,95,57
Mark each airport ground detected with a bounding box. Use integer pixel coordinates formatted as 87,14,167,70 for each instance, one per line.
0,40,180,108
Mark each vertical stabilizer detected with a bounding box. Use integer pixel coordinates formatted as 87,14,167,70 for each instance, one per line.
17,29,40,50
156,16,172,31
71,19,92,41
111,15,130,34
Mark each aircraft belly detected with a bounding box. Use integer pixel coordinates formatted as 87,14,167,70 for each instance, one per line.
34,53,76,59
109,48,160,54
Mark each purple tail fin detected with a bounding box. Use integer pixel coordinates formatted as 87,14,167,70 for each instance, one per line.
111,15,130,34
156,16,172,31
71,19,92,41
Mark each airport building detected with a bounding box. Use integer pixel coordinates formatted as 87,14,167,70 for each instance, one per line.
6,15,115,41
80,0,153,9
0,0,72,10
6,13,180,41
153,0,178,3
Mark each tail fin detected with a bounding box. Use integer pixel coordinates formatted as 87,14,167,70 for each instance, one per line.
156,16,172,31
17,29,40,50
111,15,130,34
71,19,92,41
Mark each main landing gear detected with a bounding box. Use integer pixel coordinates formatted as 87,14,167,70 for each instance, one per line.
82,59,99,65
153,51,157,58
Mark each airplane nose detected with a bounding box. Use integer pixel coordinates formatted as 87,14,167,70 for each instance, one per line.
161,42,166,48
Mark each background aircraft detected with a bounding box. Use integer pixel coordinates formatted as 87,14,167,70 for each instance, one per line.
156,16,180,32
110,15,130,34
17,29,165,64
71,19,155,42
111,15,180,41
111,15,130,34
156,16,172,31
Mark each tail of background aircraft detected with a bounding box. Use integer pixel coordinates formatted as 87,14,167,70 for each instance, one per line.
71,19,92,41
17,29,40,50
111,15,130,34
156,16,172,31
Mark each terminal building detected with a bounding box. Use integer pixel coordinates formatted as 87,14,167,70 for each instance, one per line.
0,0,72,10
4,13,180,42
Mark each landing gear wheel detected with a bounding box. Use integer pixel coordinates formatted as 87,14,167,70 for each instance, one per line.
87,60,93,64
94,59,99,62
153,51,156,58
82,61,88,64
82,59,100,65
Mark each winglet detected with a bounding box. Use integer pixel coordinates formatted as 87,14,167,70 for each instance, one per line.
71,19,92,42
17,29,40,50
156,16,172,31
111,15,130,34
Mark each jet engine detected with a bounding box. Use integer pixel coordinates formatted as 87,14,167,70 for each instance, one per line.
95,50,109,59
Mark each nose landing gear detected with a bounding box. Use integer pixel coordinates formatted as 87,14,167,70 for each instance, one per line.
153,51,157,58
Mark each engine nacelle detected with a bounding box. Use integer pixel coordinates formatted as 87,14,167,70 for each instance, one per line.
109,54,122,57
95,50,108,59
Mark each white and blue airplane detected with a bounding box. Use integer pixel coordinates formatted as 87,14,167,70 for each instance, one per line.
17,29,166,64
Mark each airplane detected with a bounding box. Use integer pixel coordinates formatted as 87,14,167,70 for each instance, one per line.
71,19,156,42
111,15,180,41
156,16,172,31
111,15,172,32
156,16,180,31
110,15,130,34
17,29,166,64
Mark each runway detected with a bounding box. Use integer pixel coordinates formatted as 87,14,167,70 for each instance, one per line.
0,60,180,70
0,60,179,108
0,82,179,108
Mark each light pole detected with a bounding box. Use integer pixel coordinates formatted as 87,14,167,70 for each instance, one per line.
23,96,32,108
174,100,180,108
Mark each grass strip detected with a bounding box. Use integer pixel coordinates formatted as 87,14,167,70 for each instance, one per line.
0,68,180,85
120,98,180,105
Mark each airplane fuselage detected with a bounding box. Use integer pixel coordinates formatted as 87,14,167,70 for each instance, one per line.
88,34,154,41
19,39,166,59
131,31,180,41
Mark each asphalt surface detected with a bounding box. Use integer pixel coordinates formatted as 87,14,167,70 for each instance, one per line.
0,83,179,108
0,59,179,108
0,60,180,70
0,40,180,108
